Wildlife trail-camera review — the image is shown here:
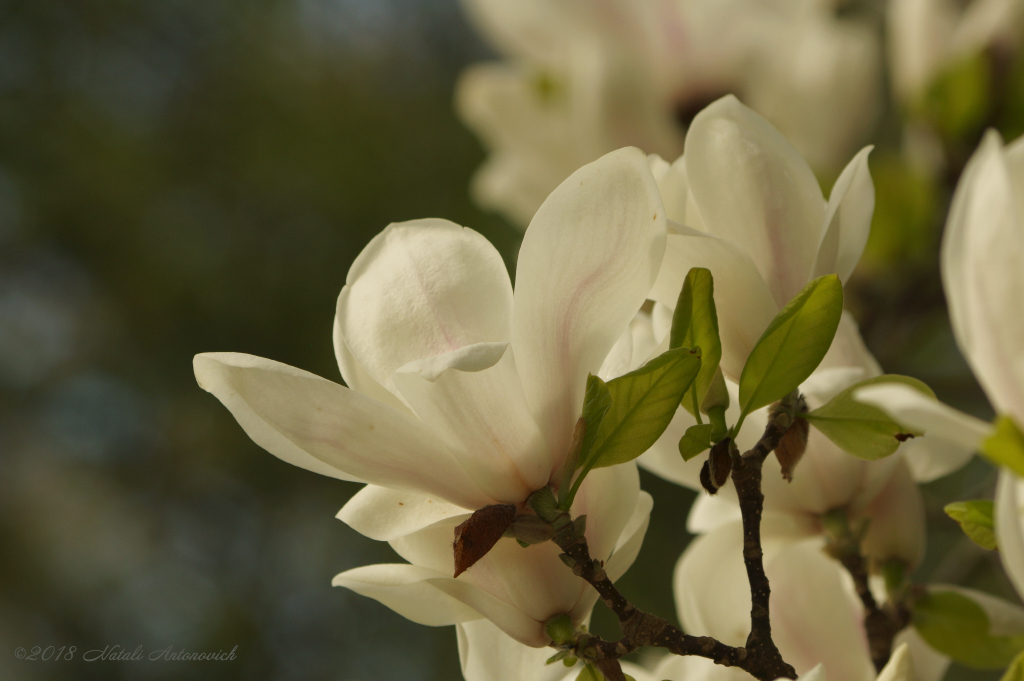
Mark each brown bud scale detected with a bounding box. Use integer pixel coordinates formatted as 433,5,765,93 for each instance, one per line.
453,503,517,577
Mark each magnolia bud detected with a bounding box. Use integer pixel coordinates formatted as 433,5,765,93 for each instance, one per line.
775,417,809,482
545,613,576,646
453,503,516,577
527,486,560,522
700,437,733,494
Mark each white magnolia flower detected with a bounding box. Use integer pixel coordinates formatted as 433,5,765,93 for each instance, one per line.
889,0,1021,104
647,94,876,381
857,131,1024,600
458,0,881,227
194,147,664,646
674,519,950,681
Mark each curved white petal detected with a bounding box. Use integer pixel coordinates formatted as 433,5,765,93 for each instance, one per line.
856,460,926,567
333,563,546,644
394,343,550,502
675,518,875,681
337,485,469,541
819,312,882,377
894,627,950,681
651,652,752,681
812,147,875,284
877,643,913,681
650,225,779,380
332,320,409,413
336,219,513,397
512,147,666,462
687,494,742,535
996,469,1024,600
853,384,992,450
603,490,654,583
332,564,483,626
943,131,1024,424
193,353,490,509
457,619,567,681
899,436,975,483
684,95,826,308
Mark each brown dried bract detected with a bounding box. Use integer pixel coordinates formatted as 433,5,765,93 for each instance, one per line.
453,503,517,577
775,417,809,482
701,437,733,494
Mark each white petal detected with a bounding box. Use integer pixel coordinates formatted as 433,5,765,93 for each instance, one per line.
336,219,513,397
333,563,546,644
332,311,409,413
877,644,913,681
894,627,950,681
193,353,490,509
812,147,875,284
457,620,567,681
675,518,875,681
603,490,654,583
512,147,666,463
853,384,992,450
799,665,827,681
856,460,926,567
899,436,975,483
996,469,1024,600
650,225,779,380
337,485,469,541
684,95,826,308
570,461,641,566
652,653,751,681
332,564,483,626
944,131,1024,423
687,494,742,535
394,342,550,502
819,311,882,377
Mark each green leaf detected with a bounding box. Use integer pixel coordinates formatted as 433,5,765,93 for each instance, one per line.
913,590,1024,669
679,423,713,461
738,275,843,420
945,500,997,550
559,375,612,509
577,664,602,681
803,375,934,460
1000,650,1024,681
587,347,701,469
669,267,722,416
983,416,1024,478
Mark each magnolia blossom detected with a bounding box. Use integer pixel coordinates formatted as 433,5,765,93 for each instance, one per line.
194,148,665,646
646,94,875,381
458,0,880,227
888,0,1021,105
857,131,1024,601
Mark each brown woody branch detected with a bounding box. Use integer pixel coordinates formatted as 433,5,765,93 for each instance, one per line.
528,396,810,681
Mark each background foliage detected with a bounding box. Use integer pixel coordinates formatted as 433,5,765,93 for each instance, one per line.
0,1,1017,680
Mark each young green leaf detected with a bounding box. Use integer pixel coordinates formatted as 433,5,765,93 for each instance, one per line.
983,416,1024,478
559,375,612,509
586,347,701,470
913,590,1024,669
803,374,934,460
669,267,722,417
738,275,844,420
679,423,714,461
577,664,602,681
944,500,997,550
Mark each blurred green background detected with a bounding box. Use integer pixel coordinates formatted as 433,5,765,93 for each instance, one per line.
0,1,1019,680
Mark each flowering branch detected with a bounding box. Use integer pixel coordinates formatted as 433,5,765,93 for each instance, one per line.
528,396,809,681
822,510,910,672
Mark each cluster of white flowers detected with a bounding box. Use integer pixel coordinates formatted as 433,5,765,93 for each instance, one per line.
193,2,1024,681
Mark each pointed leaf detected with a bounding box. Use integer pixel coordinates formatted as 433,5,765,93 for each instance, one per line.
944,500,997,550
913,590,1024,669
679,423,714,461
738,275,844,418
983,416,1024,478
587,347,701,469
669,267,722,416
1000,651,1024,681
577,664,603,681
805,375,934,460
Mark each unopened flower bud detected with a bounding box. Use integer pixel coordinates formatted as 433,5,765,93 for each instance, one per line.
775,417,809,482
453,503,516,577
527,486,560,522
545,613,576,646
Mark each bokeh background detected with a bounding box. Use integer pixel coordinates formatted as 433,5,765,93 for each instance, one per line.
0,1,1020,680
